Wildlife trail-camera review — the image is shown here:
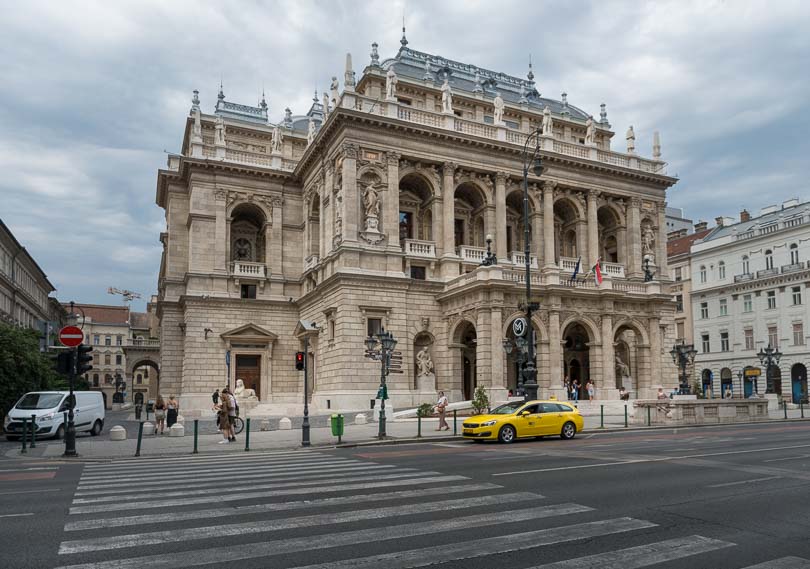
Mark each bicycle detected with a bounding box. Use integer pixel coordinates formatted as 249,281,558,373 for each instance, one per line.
214,411,244,435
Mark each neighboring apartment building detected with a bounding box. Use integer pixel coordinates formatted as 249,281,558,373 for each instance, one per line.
0,219,56,335
667,221,713,346
691,200,810,401
154,37,679,413
665,207,693,236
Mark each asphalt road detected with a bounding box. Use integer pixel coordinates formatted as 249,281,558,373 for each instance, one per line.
4,421,810,568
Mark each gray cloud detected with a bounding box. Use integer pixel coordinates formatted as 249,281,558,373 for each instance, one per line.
1,0,808,308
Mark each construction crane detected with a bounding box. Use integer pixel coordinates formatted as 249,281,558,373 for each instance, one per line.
107,287,142,305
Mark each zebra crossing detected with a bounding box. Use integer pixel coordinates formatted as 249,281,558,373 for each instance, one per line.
54,449,810,569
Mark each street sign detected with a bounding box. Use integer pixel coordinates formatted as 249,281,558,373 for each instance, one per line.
744,369,761,377
58,326,84,348
512,317,528,338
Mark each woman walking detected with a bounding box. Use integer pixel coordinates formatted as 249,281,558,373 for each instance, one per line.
217,387,236,444
436,391,449,431
166,396,180,428
154,396,166,435
586,380,595,402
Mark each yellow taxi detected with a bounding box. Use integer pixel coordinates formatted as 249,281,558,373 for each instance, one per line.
462,399,584,443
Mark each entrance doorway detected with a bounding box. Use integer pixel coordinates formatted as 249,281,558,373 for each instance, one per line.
563,323,590,397
770,365,782,395
701,369,713,398
720,368,733,398
791,363,807,403
235,354,261,400
455,321,477,400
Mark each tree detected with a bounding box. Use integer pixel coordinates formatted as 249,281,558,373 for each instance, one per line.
472,385,490,414
0,322,62,425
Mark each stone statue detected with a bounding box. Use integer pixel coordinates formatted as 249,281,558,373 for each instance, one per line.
441,78,453,113
234,378,257,400
642,223,656,257
385,68,398,100
416,346,434,377
271,124,283,154
615,354,630,378
585,116,595,146
215,115,226,145
542,105,553,136
363,184,380,219
626,125,636,154
330,76,339,107
322,92,330,118
493,93,504,125
307,118,316,145
233,238,252,261
192,108,202,140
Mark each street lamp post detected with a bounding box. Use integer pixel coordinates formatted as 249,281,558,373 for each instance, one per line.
480,234,497,266
669,341,697,395
365,330,398,439
757,344,782,394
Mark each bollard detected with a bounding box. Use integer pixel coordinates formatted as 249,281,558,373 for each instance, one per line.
30,414,37,448
599,405,604,429
784,401,789,420
624,405,628,428
244,418,251,452
802,401,805,419
453,410,457,435
417,415,422,438
647,406,651,426
135,421,144,457
193,419,199,454
20,418,28,454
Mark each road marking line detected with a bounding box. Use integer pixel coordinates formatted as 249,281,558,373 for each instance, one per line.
708,476,782,488
55,503,592,567
59,492,543,554
0,467,57,472
76,464,398,494
0,488,61,495
72,471,440,504
741,557,810,568
64,483,504,531
68,475,469,514
0,513,34,518
0,471,56,481
763,455,810,463
82,450,316,470
284,517,657,569
524,535,733,568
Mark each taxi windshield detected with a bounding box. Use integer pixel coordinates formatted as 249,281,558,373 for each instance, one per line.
489,401,526,415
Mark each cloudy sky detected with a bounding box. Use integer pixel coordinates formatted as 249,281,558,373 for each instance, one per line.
2,0,808,310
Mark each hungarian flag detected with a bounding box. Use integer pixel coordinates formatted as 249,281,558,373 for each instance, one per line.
570,256,581,281
592,258,603,285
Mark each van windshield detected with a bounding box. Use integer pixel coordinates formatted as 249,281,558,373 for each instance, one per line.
16,393,63,410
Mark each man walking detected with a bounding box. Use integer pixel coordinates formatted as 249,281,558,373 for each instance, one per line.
436,391,449,431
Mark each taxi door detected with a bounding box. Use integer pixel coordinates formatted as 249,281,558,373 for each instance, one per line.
516,404,542,437
536,402,565,435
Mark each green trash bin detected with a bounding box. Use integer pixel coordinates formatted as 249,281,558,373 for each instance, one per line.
330,414,344,442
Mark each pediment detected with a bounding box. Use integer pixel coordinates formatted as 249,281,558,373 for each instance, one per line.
220,323,278,342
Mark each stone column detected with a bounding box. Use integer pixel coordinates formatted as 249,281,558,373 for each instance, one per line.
649,316,661,395
267,198,283,270
490,307,505,389
385,152,401,250
485,205,496,248
549,309,562,387
627,198,642,278
476,310,491,390
441,162,459,278
323,163,334,255
617,225,627,267
531,211,543,267
543,181,556,268
587,191,599,267
495,172,508,261
601,314,615,390
342,143,359,243
214,190,227,273
432,197,444,255
576,220,588,262
656,202,668,279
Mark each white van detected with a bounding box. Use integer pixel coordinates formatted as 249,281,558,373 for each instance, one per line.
3,391,105,440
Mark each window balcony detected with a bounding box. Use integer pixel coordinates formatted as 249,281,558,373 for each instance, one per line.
230,261,267,278
602,261,626,278
459,245,487,264
509,251,539,269
756,267,779,278
403,239,437,259
734,273,754,283
781,262,804,274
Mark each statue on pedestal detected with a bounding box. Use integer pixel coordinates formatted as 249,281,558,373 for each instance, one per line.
585,116,596,146
542,105,553,136
642,223,656,259
493,93,504,125
329,76,339,107
615,354,630,380
363,184,380,221
215,115,226,146
271,124,283,154
385,68,398,100
234,378,258,400
441,78,453,114
626,125,636,154
416,346,434,376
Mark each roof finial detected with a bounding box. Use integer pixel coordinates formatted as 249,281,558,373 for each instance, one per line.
599,102,608,124
370,42,380,66
473,68,483,94
191,89,200,114
527,54,534,82
400,15,408,47
313,88,318,103
218,80,225,101
260,89,267,111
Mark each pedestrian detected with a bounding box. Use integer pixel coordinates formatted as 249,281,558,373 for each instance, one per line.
571,380,580,403
724,386,732,399
166,396,179,428
586,380,595,402
436,390,449,431
226,388,238,442
619,386,630,401
154,395,166,435
507,389,513,398
564,375,571,400
212,389,219,405
217,387,233,444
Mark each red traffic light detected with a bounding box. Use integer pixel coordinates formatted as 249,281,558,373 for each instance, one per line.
295,351,305,371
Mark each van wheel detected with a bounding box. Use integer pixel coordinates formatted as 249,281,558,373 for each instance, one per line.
90,420,103,436
55,425,65,440
498,424,517,444
561,421,576,440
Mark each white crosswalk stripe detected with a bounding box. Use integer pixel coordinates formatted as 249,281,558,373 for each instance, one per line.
56,450,810,569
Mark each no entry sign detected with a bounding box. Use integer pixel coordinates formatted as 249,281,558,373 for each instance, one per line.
58,326,84,348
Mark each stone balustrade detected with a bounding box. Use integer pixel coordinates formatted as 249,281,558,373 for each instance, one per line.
404,239,437,259
459,245,487,264
509,251,539,269
602,261,625,278
231,261,267,278
128,338,160,347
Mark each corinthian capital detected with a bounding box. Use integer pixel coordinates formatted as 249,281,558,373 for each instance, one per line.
542,180,557,193
386,152,401,167
342,143,358,159
495,171,508,184
443,161,456,176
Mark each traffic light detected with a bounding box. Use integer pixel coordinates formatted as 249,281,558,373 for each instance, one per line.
295,351,305,371
76,344,93,375
56,351,74,375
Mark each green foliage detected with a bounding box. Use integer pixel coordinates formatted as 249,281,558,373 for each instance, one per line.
0,322,63,425
692,381,704,399
472,385,490,414
417,402,434,418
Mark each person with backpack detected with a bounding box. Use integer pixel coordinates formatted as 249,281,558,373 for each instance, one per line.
217,388,236,444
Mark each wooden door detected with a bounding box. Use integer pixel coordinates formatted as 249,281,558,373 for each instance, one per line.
235,355,261,400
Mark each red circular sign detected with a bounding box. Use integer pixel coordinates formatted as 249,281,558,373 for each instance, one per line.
58,325,84,347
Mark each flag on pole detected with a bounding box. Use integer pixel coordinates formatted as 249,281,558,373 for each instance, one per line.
570,256,581,281
592,258,603,285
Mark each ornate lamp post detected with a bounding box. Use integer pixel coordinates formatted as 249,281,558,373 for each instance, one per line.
480,234,497,266
670,341,697,395
643,256,656,282
757,344,782,394
365,329,398,439
502,336,529,396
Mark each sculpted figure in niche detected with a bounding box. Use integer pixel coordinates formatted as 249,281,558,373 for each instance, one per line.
626,125,636,154
234,378,257,399
441,78,453,113
363,184,380,219
271,124,283,153
215,115,226,145
493,93,504,125
642,223,656,258
416,346,434,377
233,238,252,261
542,105,553,136
585,116,596,146
385,67,398,100
615,354,631,378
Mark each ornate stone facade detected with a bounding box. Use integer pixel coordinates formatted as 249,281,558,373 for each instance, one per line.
155,43,679,413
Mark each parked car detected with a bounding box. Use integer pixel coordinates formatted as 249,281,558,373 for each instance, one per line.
3,391,105,441
462,399,584,443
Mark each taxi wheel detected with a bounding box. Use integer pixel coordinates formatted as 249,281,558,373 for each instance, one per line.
498,424,516,444
560,421,576,440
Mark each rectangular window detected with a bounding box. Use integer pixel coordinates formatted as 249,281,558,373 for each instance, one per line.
743,294,753,313
367,317,383,337
410,266,426,280
674,267,682,281
93,334,100,345
675,295,683,312
768,325,778,348
794,323,804,346
744,328,754,350
104,354,111,365
115,354,122,365
792,286,802,305
676,322,685,341
702,333,710,353
767,290,776,309
700,302,709,319
720,332,729,352
718,263,726,279
719,298,728,316
116,335,122,346
105,336,111,346
240,284,257,299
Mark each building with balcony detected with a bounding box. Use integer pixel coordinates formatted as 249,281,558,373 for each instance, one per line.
154,38,679,413
667,221,714,346
690,200,810,401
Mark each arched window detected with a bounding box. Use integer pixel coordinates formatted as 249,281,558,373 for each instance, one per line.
699,265,707,283
742,255,750,274
718,261,726,279
765,249,774,270
790,243,799,265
